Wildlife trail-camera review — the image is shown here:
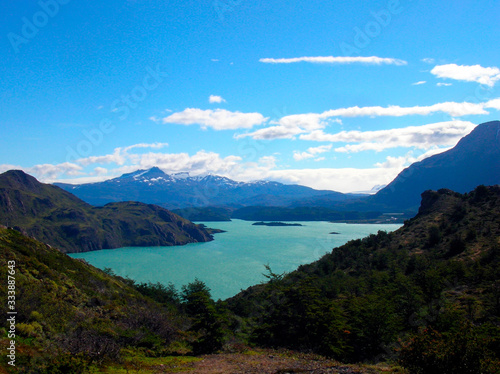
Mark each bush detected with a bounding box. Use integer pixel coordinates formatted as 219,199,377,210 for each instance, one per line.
181,279,226,354
399,323,500,374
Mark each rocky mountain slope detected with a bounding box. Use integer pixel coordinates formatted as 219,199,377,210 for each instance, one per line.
369,120,500,211
0,170,213,253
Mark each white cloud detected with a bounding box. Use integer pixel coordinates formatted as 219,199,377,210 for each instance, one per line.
133,150,243,176
412,81,427,85
293,145,332,161
437,82,452,87
78,148,127,166
123,142,169,152
375,155,409,169
260,144,457,192
485,98,500,110
414,146,453,161
27,162,83,181
317,102,487,118
163,108,268,130
422,58,436,64
235,124,305,140
77,143,170,167
236,116,341,140
263,167,402,193
431,64,500,87
74,146,242,177
209,95,226,104
259,56,407,66
41,149,246,185
93,167,108,176
301,120,477,152
12,131,467,194
0,164,22,174
0,158,414,194
373,147,449,169
238,100,490,141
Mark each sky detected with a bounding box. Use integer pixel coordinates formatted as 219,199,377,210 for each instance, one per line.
1,0,499,193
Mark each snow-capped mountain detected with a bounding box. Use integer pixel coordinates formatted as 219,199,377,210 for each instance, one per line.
55,167,345,209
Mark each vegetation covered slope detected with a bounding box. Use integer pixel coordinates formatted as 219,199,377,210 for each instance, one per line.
0,226,234,373
0,226,184,372
0,170,213,253
227,185,500,373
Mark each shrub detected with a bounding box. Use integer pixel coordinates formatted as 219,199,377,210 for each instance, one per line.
399,323,500,374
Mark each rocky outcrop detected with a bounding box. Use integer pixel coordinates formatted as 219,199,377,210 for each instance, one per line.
0,170,213,253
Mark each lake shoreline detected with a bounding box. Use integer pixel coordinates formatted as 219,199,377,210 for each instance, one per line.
69,220,402,300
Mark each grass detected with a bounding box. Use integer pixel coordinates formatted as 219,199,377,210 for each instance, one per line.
93,353,201,373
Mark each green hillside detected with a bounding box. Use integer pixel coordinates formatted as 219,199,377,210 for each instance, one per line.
227,186,500,373
0,226,231,373
0,226,178,372
0,170,213,253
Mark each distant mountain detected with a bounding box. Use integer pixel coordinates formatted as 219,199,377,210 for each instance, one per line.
56,120,500,214
55,167,348,209
369,120,500,211
0,170,213,253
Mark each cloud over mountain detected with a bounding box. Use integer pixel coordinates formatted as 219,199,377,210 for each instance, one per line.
301,120,477,152
237,99,488,140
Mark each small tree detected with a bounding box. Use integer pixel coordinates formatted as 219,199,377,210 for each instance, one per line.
181,279,225,354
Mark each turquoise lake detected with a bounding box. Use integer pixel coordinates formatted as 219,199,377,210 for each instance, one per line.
70,220,402,300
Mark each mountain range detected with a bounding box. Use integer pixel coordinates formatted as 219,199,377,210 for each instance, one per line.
55,120,500,218
0,170,214,253
55,167,352,209
1,124,499,371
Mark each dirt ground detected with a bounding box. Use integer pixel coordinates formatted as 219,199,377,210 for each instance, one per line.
156,349,398,374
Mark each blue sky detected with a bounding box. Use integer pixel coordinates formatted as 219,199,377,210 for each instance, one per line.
1,0,499,192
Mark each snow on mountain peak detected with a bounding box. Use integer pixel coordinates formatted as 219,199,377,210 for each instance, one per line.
171,172,191,180
114,168,280,189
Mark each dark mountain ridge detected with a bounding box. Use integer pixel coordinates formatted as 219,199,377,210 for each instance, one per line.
292,120,500,215
0,170,213,253
368,120,500,211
